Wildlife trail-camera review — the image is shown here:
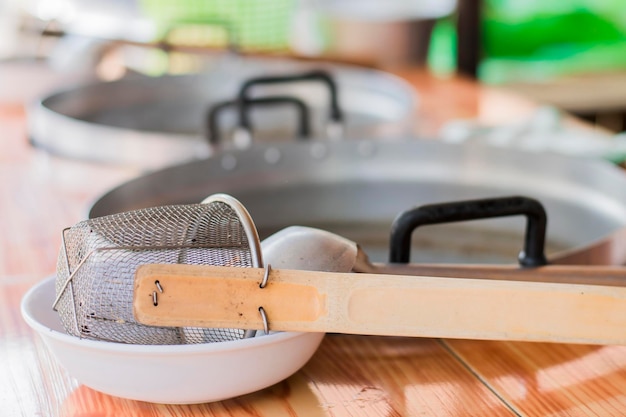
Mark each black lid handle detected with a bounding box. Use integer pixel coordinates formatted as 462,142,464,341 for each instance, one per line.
206,96,311,145
388,196,548,267
237,70,343,133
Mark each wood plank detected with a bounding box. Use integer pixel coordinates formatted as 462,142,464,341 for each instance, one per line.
445,339,626,416
0,278,77,417
300,335,518,416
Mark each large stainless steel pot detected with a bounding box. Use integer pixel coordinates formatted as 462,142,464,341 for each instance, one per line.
28,57,416,170
89,140,626,265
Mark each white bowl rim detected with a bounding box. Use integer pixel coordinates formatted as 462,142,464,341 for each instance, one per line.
21,275,322,355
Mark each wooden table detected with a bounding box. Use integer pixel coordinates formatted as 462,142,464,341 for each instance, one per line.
3,67,626,416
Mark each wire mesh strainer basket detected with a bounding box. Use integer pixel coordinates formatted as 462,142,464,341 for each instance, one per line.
53,194,262,345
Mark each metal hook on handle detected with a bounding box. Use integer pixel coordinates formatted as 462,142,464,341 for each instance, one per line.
260,263,271,288
258,307,269,334
257,263,272,334
152,280,164,306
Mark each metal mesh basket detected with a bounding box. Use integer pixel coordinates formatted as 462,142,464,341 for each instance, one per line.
54,197,262,345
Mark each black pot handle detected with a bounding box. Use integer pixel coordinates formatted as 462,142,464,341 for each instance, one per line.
388,196,548,267
206,96,311,145
237,70,344,136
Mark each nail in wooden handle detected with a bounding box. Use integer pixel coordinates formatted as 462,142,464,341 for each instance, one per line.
134,264,626,345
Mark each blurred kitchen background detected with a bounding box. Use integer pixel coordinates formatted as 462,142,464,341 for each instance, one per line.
3,0,626,135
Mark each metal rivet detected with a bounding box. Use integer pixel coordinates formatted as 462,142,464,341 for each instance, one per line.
357,141,377,157
326,122,344,140
233,128,252,149
264,147,281,165
310,142,328,159
221,154,237,171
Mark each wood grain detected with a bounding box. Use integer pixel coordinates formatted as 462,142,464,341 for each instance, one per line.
301,335,518,416
0,278,78,417
445,339,626,416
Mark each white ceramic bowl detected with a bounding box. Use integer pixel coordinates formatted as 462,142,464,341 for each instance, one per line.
21,276,325,404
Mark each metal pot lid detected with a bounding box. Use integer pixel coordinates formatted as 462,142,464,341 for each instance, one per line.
28,57,417,170
89,140,626,264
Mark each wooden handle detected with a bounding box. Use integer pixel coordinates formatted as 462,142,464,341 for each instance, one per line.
134,264,626,345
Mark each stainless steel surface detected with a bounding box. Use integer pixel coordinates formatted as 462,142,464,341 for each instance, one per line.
56,197,262,344
89,140,626,264
28,57,416,169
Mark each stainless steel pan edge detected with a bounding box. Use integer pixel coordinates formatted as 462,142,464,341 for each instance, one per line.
28,58,418,170
89,139,626,263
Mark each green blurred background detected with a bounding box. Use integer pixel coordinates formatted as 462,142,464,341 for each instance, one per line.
429,0,626,84
139,0,626,85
